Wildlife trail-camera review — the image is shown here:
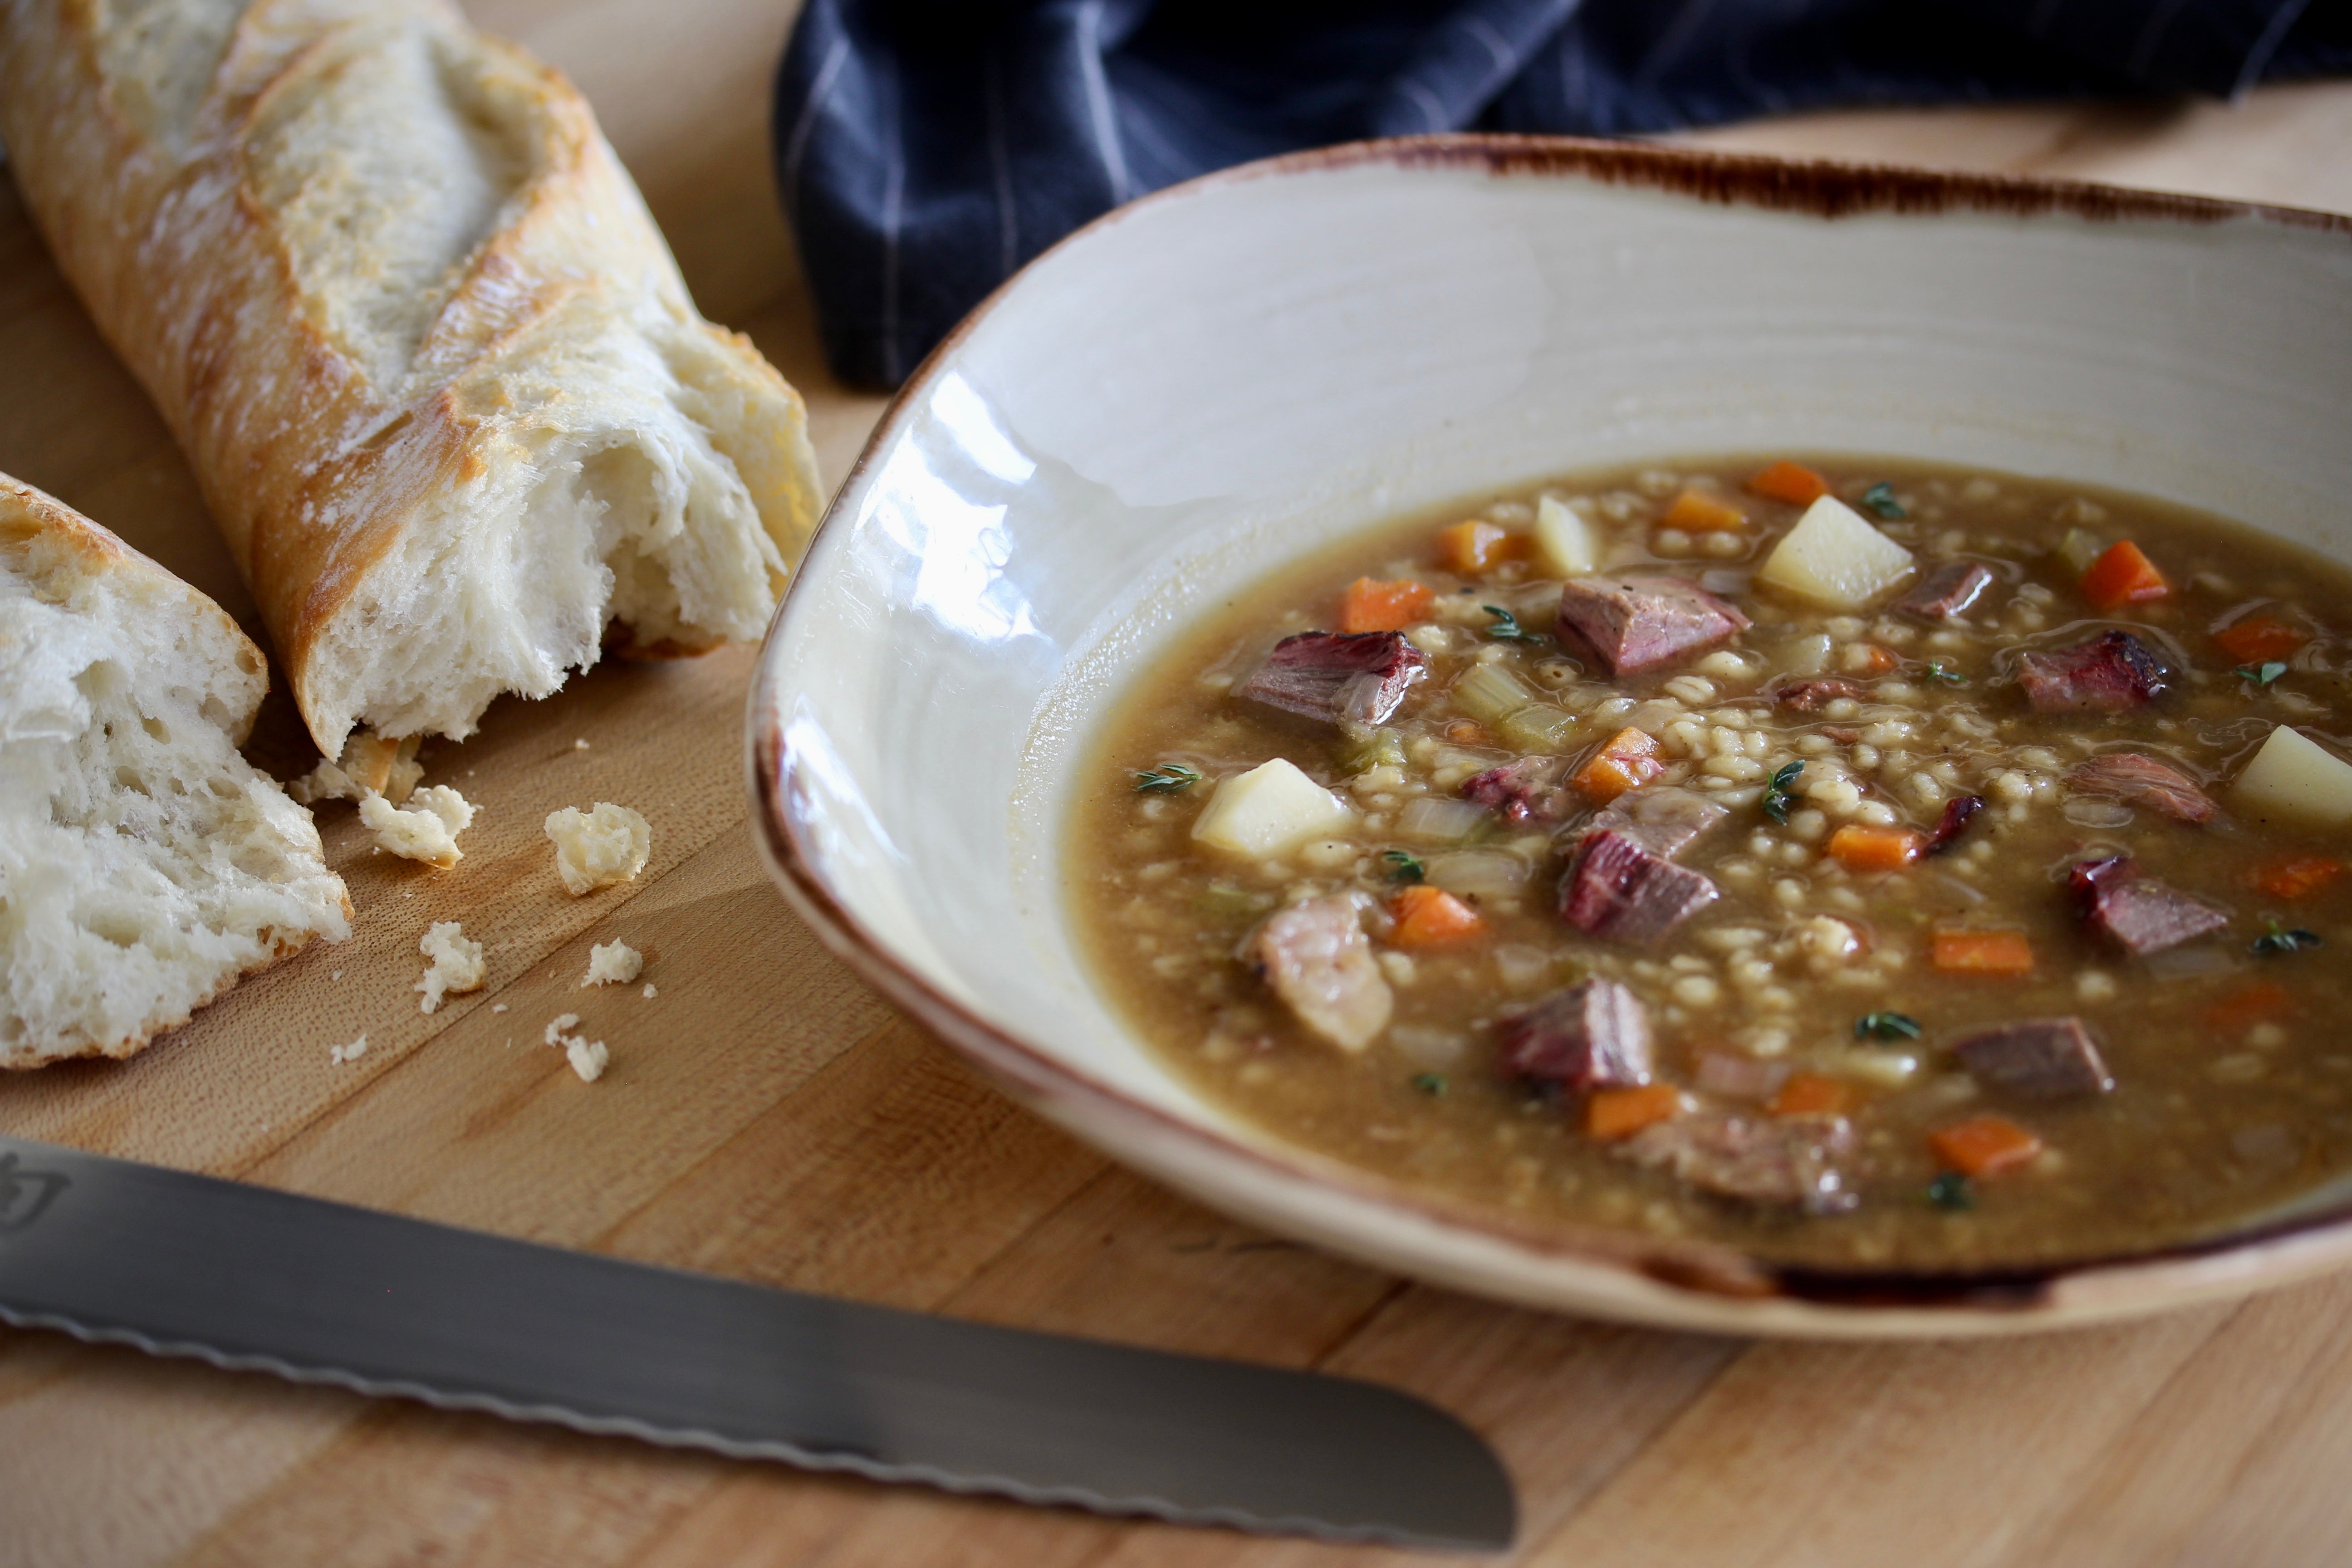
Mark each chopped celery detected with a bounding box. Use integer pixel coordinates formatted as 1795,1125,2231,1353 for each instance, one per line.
1343,726,1407,774
1396,797,1490,843
1452,663,1536,725
2056,528,2106,577
1495,705,1576,752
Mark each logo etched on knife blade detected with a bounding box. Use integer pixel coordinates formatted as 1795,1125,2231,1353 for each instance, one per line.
0,1152,69,1235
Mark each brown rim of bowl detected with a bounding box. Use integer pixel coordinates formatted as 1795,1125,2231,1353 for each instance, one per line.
747,132,2352,1321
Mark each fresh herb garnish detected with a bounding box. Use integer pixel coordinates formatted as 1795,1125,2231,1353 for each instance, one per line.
1925,660,1968,686
1855,1012,1924,1043
1482,605,1540,642
1862,482,1906,520
1412,1073,1448,1096
1927,1171,1975,1211
2253,921,2323,956
2238,661,2289,687
1132,763,1203,794
1383,850,1426,884
1762,761,1805,825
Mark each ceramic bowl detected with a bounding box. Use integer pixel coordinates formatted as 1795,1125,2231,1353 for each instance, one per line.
749,136,2352,1337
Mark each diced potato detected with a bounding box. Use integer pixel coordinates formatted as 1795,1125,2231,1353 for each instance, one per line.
2234,725,2352,828
1533,495,1596,577
1756,495,1916,609
1191,759,1354,857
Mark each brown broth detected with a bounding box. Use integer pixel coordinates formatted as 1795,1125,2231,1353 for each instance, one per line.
1066,457,2352,1269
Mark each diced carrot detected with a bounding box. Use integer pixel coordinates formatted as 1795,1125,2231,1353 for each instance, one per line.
1339,576,1435,634
2078,539,2170,612
1436,519,1526,574
1931,928,2035,976
1850,643,1901,676
1389,885,1487,949
2202,980,2297,1034
2254,854,2346,901
1826,824,1926,873
1444,720,1496,747
2213,612,2309,665
1747,460,1830,506
1570,728,1663,804
1769,1073,1854,1117
1587,1083,1687,1140
1662,489,1747,532
1930,1115,2044,1178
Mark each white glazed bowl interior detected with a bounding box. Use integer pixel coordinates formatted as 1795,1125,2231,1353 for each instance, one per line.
753,140,2352,1335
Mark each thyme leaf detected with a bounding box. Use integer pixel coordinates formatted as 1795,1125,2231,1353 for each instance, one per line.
1763,760,1805,825
1132,763,1203,794
1862,482,1906,520
1855,1012,1924,1043
1925,660,1968,686
1412,1073,1448,1096
2253,921,2323,956
1383,850,1426,884
1927,1171,1975,1211
1482,604,1541,642
2238,661,2289,687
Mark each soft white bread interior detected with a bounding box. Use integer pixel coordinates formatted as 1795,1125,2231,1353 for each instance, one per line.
0,475,352,1068
0,0,825,757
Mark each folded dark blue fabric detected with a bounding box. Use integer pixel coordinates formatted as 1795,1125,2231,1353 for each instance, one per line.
775,0,2350,388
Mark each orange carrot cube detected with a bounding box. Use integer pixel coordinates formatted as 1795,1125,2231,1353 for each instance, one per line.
1930,1116,2043,1178
1662,489,1747,533
1339,576,1436,634
1570,728,1663,804
1747,460,1830,506
1826,824,1926,873
2213,612,2309,665
2202,980,2297,1034
2254,855,2346,901
1437,519,1525,574
1587,1083,1687,1140
1931,928,2035,976
1389,885,1487,949
2078,539,2170,612
1769,1073,1855,1117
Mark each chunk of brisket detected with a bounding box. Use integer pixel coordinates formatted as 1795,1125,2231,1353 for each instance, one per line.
2015,630,2166,713
2071,855,2229,956
1896,560,1995,620
1496,979,1652,1093
1621,1112,1859,1213
1583,787,1730,860
1233,632,1427,727
2069,753,2216,823
1952,1017,2115,1098
1245,897,1392,1052
1460,756,1574,826
1925,794,1986,855
1555,575,1749,677
1775,678,1868,711
1559,829,1720,943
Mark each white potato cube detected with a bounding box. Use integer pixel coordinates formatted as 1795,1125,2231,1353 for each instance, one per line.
1191,759,1353,858
1757,495,1916,609
1533,495,1596,576
2234,725,2352,827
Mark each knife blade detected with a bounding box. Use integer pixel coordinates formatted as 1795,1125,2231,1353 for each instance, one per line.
0,1135,1513,1549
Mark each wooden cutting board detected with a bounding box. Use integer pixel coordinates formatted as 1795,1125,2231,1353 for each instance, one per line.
5,7,2352,1562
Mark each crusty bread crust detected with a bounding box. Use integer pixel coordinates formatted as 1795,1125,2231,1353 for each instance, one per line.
0,474,353,1067
0,0,824,755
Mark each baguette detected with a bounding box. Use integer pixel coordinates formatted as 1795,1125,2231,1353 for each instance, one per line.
0,0,824,756
0,474,352,1067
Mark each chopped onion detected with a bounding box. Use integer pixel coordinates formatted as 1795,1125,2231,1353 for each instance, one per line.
1491,943,1555,991
1396,797,1489,843
1390,1025,1468,1070
1426,850,1530,897
2142,944,2240,979
2062,798,2135,828
1694,1051,1789,1101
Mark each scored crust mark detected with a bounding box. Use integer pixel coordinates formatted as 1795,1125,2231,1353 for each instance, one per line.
0,0,827,757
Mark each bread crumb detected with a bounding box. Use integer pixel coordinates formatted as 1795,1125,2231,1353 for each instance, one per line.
581,941,643,987
566,1036,609,1082
287,758,356,805
491,1002,508,1014
290,732,422,806
330,1033,368,1064
361,785,476,868
543,1013,608,1082
544,803,650,894
641,983,657,1000
416,921,486,1013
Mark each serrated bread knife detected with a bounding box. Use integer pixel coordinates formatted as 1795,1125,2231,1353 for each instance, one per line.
0,1135,1514,1548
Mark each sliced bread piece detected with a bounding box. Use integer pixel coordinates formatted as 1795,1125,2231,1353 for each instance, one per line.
0,476,352,1067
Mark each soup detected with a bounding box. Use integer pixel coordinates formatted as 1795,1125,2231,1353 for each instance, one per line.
1068,457,2352,1270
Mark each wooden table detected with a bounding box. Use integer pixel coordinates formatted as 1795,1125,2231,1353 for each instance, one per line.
5,10,2350,1563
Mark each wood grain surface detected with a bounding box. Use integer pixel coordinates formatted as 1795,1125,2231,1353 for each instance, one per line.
5,8,2351,1564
